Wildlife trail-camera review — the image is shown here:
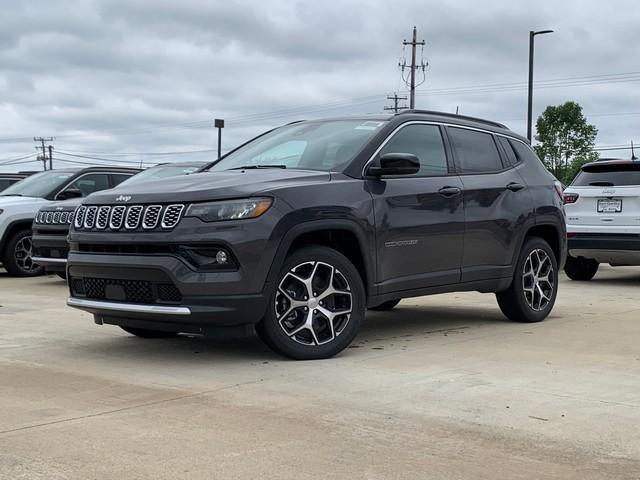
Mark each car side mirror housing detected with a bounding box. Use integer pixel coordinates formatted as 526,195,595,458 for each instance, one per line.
367,153,420,177
56,188,83,200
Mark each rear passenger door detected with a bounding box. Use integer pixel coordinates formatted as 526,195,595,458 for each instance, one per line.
447,127,532,282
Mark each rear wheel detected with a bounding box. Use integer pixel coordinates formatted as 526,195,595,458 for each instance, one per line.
2,229,45,277
256,246,364,360
564,255,598,281
120,326,178,338
497,237,558,323
368,299,401,311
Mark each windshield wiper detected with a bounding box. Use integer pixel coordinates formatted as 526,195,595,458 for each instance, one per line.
589,181,615,187
0,194,23,197
228,165,287,170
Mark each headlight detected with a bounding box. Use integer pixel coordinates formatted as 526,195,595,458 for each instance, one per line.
185,198,272,222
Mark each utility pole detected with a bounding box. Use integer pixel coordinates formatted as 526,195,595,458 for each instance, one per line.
384,93,408,113
400,27,427,109
48,145,54,170
214,119,225,160
33,137,54,171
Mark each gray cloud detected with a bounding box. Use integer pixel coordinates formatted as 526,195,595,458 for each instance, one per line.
1,0,639,171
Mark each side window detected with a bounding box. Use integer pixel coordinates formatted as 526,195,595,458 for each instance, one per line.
0,179,13,190
448,127,504,174
510,139,544,167
497,137,518,165
111,173,134,187
378,124,448,176
64,174,111,197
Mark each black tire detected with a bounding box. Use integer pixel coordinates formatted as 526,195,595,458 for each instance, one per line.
368,299,401,311
255,245,365,360
564,255,598,281
496,237,558,323
1,229,45,277
120,326,179,338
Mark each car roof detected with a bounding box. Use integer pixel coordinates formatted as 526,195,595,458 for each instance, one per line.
293,110,525,142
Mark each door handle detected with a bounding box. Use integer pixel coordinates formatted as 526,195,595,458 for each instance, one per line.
438,186,462,197
506,182,525,192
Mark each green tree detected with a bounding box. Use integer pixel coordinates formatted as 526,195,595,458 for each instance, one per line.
533,101,598,185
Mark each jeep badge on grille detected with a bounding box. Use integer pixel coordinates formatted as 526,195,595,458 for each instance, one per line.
116,195,132,202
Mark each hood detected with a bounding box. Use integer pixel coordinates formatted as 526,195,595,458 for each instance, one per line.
83,169,331,205
0,196,47,208
41,197,84,211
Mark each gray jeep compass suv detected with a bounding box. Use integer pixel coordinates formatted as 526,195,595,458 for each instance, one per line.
66,111,566,359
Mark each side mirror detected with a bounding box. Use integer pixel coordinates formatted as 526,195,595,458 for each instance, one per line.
367,153,420,177
56,188,83,200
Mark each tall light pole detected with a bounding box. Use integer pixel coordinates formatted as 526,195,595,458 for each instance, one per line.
527,29,554,142
214,118,224,160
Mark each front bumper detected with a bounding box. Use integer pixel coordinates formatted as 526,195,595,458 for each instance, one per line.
32,230,69,272
66,251,271,331
568,233,640,265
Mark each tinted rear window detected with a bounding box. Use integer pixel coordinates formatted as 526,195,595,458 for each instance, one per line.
448,127,503,173
572,165,640,186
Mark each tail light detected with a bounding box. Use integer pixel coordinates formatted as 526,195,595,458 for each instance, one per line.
563,193,579,205
554,181,564,201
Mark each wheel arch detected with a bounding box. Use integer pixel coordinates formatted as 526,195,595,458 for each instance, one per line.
265,220,375,297
522,223,565,268
0,219,34,257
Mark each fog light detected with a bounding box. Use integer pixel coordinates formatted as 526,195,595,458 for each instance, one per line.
216,250,228,264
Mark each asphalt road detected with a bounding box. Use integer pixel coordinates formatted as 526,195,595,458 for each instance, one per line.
1,266,639,479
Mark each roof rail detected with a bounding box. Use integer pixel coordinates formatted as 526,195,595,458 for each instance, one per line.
398,110,508,129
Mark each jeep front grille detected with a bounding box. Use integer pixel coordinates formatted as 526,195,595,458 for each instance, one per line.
34,210,74,225
72,203,186,232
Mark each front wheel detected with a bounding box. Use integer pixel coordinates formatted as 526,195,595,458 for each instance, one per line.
564,255,598,281
496,237,558,323
1,229,45,277
256,246,365,360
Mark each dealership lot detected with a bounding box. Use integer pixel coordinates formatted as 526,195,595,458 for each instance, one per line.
1,266,639,479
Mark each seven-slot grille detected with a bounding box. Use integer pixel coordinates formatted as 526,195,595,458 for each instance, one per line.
73,204,186,231
35,210,73,225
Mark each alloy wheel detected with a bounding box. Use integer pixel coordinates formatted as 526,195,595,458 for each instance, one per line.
522,248,554,311
275,261,352,346
14,235,39,273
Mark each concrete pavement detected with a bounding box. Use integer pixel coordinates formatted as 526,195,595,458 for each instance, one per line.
1,266,639,479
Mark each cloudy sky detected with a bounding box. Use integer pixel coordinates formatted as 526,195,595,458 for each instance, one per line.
1,0,639,172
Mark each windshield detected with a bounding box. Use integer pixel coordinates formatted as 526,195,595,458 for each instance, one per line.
0,170,75,198
117,164,201,187
572,164,640,186
209,120,386,172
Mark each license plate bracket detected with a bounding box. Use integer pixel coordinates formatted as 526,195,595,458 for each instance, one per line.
597,198,622,213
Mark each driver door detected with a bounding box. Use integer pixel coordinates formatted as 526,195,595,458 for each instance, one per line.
367,123,465,293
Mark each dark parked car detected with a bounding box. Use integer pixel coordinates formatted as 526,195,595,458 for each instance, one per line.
0,166,139,276
32,162,207,276
0,172,36,192
66,111,566,359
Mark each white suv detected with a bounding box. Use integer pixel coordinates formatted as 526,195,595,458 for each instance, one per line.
0,167,138,277
563,159,640,280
